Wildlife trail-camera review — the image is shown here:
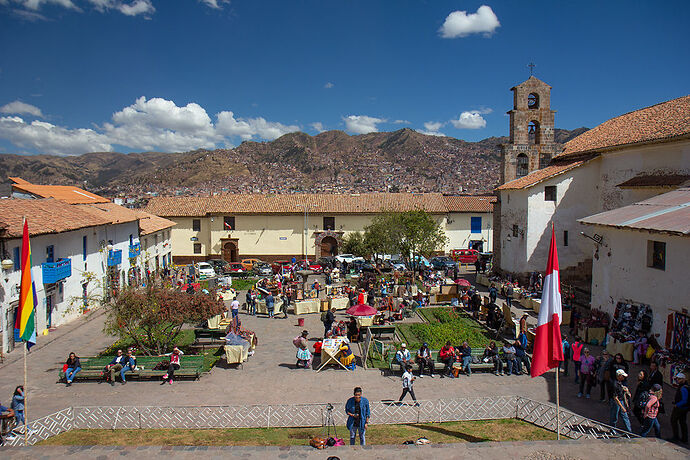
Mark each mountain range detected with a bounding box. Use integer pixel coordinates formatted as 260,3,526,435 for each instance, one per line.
0,127,588,198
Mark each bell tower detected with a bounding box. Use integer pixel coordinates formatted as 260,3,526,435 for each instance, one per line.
500,76,561,183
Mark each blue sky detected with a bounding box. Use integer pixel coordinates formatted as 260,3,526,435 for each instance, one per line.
0,0,688,155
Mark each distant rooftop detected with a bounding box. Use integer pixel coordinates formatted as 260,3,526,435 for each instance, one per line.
9,176,110,204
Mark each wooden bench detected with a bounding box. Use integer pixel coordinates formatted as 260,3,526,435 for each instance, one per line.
367,325,396,340
389,349,502,374
194,328,227,341
58,355,206,382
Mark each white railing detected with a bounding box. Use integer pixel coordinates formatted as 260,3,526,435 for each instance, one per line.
3,395,637,446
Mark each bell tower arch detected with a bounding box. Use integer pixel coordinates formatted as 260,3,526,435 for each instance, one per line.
500,76,561,183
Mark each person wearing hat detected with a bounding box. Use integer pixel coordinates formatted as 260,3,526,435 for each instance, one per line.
416,342,433,377
162,347,183,385
609,368,632,432
669,372,689,444
640,383,663,437
395,343,412,374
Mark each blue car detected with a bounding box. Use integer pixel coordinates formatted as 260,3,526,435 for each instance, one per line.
430,256,458,270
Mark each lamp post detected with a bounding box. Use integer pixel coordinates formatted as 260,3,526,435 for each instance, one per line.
297,204,309,261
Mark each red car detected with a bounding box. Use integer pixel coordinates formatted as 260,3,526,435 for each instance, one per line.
226,262,248,277
450,249,480,264
299,259,322,273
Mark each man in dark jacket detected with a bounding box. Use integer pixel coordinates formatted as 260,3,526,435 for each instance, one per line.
669,372,689,444
323,307,335,337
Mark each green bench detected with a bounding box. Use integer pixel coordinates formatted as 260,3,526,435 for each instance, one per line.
389,348,502,374
194,328,227,341
58,355,206,382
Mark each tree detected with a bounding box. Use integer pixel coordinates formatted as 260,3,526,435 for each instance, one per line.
103,285,224,355
341,231,368,257
364,210,447,275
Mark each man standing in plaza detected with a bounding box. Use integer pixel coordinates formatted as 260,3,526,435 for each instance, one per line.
345,387,370,446
669,372,689,444
230,298,240,319
610,369,632,432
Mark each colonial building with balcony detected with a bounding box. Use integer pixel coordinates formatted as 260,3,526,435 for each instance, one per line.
143,193,495,264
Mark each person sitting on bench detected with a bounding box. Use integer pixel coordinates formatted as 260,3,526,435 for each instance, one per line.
416,342,433,377
104,349,127,386
502,343,519,375
440,342,456,378
457,342,472,376
395,343,412,372
483,341,504,376
120,348,137,384
162,347,184,385
64,352,81,387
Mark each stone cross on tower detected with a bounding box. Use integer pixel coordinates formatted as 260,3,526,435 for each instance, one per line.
528,62,536,76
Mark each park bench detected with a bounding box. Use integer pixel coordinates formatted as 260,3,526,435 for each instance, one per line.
58,355,206,383
389,348,503,374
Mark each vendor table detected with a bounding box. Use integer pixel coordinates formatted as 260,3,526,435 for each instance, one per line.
224,345,248,364
587,327,606,344
317,337,351,372
520,297,541,313
294,299,320,315
356,316,375,328
606,340,634,362
328,296,350,311
207,314,222,329
256,299,284,315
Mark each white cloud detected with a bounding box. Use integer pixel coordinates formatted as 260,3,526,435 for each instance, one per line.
420,121,445,136
199,0,229,8
216,111,299,141
21,0,78,10
1,101,43,117
392,119,411,125
0,116,112,155
343,115,385,134
0,96,302,155
310,122,325,133
450,111,487,129
324,82,334,89
87,0,153,16
476,107,493,115
439,5,500,38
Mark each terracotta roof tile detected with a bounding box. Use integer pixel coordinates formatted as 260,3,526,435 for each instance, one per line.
75,202,140,225
0,198,112,238
9,177,109,204
143,193,474,217
559,95,690,158
442,195,496,212
133,210,176,235
496,158,590,191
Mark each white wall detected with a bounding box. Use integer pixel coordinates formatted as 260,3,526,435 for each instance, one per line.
141,228,173,271
444,212,493,253
498,139,690,276
1,220,138,352
585,225,690,339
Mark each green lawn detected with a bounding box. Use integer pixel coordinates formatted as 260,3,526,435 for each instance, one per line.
39,419,555,446
231,277,260,291
398,307,494,350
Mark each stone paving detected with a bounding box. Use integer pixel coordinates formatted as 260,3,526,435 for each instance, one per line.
2,438,688,459
0,269,684,451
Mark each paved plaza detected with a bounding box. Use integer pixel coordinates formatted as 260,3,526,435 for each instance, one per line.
0,271,686,453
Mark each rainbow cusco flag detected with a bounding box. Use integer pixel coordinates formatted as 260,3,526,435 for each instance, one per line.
14,219,36,350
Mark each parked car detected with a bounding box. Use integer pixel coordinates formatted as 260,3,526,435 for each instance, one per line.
241,258,263,271
430,256,458,270
386,258,407,271
298,259,322,273
317,256,336,269
226,262,248,277
410,255,432,270
335,253,363,264
450,249,480,264
253,262,273,276
195,262,216,279
271,260,292,274
207,258,230,275
351,259,376,272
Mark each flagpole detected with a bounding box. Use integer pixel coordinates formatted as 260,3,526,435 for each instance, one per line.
23,343,28,446
555,366,560,440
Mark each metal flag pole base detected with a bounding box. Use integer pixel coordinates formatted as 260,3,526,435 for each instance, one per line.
555,366,560,440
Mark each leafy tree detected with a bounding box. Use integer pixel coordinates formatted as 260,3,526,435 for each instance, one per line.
103,285,224,355
341,231,368,257
364,210,447,274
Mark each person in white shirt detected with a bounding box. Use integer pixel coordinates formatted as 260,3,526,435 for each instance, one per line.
395,343,412,374
399,365,418,404
230,299,240,319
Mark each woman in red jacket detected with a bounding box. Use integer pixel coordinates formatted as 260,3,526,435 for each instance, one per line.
439,341,456,378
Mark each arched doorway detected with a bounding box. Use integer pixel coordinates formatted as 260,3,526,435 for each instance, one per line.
320,236,338,257
223,241,239,262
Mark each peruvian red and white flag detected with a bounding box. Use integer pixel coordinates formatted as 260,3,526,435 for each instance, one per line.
531,225,564,377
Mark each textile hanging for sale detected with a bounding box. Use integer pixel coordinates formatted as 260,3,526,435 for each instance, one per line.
672,312,689,357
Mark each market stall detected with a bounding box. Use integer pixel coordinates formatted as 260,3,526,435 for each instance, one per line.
316,337,351,372
328,296,350,311
224,344,249,364
256,298,285,315
294,299,320,315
